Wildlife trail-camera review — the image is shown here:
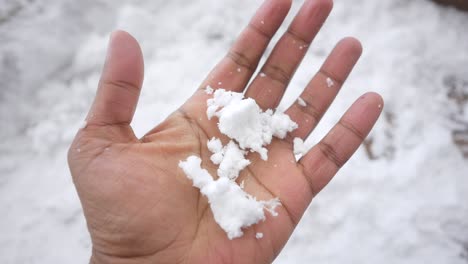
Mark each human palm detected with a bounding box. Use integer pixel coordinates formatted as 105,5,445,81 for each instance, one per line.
68,0,383,263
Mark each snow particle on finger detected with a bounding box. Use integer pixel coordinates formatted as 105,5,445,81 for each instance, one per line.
205,85,214,95
80,120,88,129
256,232,264,239
326,77,335,88
293,137,308,157
297,97,307,107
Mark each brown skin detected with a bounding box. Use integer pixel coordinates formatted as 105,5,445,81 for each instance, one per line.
68,0,384,263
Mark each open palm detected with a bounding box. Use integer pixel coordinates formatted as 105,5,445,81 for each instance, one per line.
68,0,383,263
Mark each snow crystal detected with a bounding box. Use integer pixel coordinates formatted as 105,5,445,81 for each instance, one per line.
205,85,214,95
293,137,308,157
207,89,298,160
207,88,244,120
326,77,335,88
297,97,307,107
208,138,251,180
80,121,87,129
207,137,223,153
179,156,280,240
256,232,264,239
260,72,267,78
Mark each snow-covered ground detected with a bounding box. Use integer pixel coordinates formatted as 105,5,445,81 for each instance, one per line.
1,0,467,263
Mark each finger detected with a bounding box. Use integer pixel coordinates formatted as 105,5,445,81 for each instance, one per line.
87,30,144,126
198,0,292,93
245,0,333,110
299,92,384,197
285,37,363,141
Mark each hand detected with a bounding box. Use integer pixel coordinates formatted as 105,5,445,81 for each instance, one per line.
68,0,383,263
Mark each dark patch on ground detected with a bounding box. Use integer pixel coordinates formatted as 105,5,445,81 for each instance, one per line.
445,74,468,158
432,0,468,11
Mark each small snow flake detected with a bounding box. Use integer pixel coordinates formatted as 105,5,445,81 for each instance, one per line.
205,85,214,94
293,137,307,156
326,77,334,88
256,233,264,239
297,97,306,107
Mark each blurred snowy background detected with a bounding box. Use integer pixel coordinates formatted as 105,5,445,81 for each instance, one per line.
1,0,467,263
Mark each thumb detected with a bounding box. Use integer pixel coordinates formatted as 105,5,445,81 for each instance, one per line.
87,30,144,126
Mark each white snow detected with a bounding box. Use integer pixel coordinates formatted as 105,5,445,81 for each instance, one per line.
207,89,297,160
179,156,280,240
293,137,308,157
297,97,307,107
181,89,297,239
326,77,334,88
1,0,468,263
207,137,223,155
256,232,264,239
208,138,251,180
79,120,87,129
205,85,214,95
